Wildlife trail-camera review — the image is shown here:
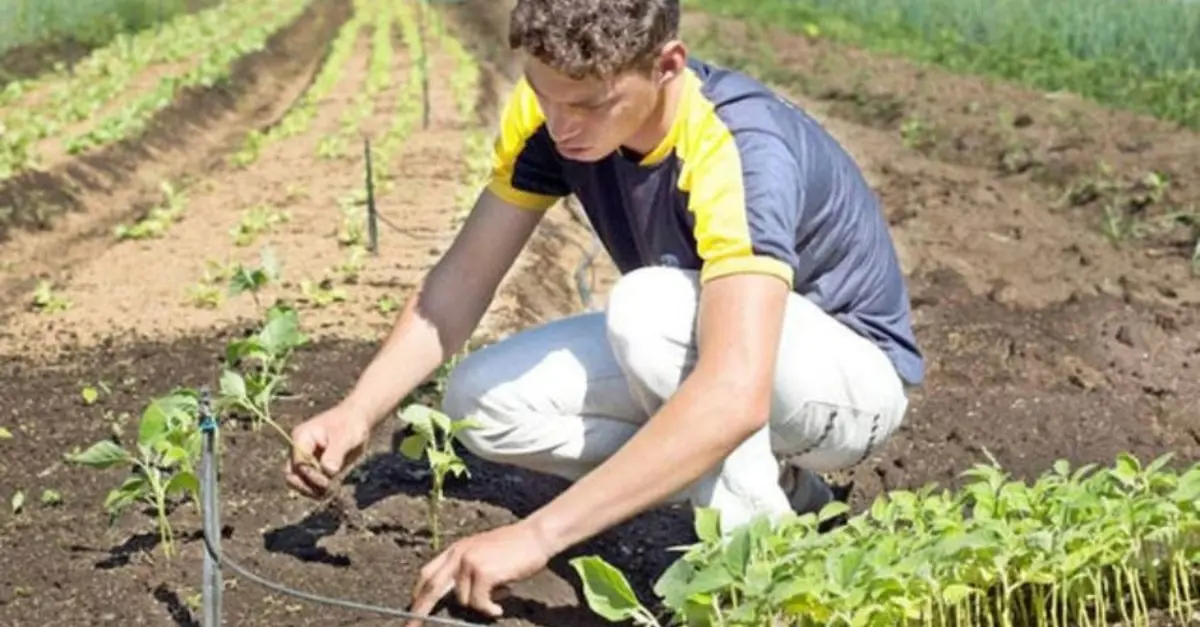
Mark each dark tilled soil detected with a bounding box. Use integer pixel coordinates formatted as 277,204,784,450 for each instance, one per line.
0,330,688,627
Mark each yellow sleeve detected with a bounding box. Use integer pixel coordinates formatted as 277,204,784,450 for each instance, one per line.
678,96,798,288
486,78,569,211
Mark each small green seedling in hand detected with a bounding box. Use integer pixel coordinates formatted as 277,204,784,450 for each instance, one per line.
397,404,478,551
65,389,202,557
219,303,308,435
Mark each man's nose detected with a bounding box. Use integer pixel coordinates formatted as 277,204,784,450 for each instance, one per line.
546,108,584,141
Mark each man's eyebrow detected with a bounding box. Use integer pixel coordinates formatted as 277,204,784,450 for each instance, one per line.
524,71,611,107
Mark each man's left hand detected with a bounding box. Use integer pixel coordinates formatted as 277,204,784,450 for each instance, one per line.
404,520,554,626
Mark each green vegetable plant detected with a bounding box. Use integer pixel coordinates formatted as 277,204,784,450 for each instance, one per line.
570,556,664,627
113,180,186,241
217,303,308,440
228,246,280,311
397,403,479,551
65,389,203,557
572,453,1200,627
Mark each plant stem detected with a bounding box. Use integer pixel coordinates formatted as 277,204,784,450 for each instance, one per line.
430,476,442,551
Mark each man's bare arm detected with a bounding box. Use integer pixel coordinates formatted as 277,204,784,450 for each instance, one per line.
525,271,790,552
340,189,547,428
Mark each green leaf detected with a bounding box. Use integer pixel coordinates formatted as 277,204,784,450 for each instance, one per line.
81,386,99,405
681,561,736,598
818,500,850,524
259,305,307,354
429,408,452,434
138,402,170,447
11,490,24,514
448,417,481,437
166,471,200,500
399,434,428,460
694,507,722,543
942,583,974,604
40,489,63,506
427,447,456,470
104,475,147,517
67,440,131,468
219,369,248,400
399,404,435,439
723,525,751,577
569,556,648,622
652,557,696,608
0,427,11,439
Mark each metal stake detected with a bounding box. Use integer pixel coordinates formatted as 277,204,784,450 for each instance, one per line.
365,138,379,256
199,388,222,627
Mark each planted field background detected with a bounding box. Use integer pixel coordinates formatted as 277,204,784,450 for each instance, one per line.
0,0,1197,625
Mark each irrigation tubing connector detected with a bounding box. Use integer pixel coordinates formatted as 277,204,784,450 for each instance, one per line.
197,391,490,627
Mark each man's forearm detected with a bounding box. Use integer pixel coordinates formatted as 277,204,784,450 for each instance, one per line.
525,362,768,554
342,259,496,427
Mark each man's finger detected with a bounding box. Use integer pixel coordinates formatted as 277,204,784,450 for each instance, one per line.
406,554,460,627
284,461,323,498
467,572,503,618
284,470,316,498
295,460,331,491
455,564,472,608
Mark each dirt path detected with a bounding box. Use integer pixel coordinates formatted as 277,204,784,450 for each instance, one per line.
0,0,352,323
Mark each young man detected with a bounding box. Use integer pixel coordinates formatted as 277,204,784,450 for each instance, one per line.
284,0,922,622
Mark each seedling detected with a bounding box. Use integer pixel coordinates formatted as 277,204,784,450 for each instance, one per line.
65,389,203,557
396,404,478,551
113,180,186,241
228,246,280,311
41,489,62,507
218,303,308,437
572,454,1200,627
31,279,69,313
230,204,289,247
298,279,347,308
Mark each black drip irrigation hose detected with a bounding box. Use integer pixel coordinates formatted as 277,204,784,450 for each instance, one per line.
565,197,602,311
197,392,491,627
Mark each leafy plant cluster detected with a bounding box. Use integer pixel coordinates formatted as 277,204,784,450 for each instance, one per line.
62,0,311,158
64,261,311,557
0,0,301,180
64,389,203,557
319,0,396,162
575,453,1200,626
231,0,366,167
369,0,428,181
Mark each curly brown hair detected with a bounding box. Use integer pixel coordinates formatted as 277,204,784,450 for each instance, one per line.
508,0,680,80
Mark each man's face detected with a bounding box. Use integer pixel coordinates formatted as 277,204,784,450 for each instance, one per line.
523,57,661,162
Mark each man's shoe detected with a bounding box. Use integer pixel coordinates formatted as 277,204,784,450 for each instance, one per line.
778,463,849,533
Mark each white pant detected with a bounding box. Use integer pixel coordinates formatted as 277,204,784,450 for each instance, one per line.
441,266,910,530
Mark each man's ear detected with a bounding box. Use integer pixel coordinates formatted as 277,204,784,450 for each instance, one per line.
655,40,688,86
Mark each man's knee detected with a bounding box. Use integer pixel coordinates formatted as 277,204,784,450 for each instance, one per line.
438,348,515,462
605,266,698,390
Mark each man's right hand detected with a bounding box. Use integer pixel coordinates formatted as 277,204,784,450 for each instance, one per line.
285,404,372,499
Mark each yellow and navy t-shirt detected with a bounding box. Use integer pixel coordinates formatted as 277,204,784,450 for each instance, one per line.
487,57,924,385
